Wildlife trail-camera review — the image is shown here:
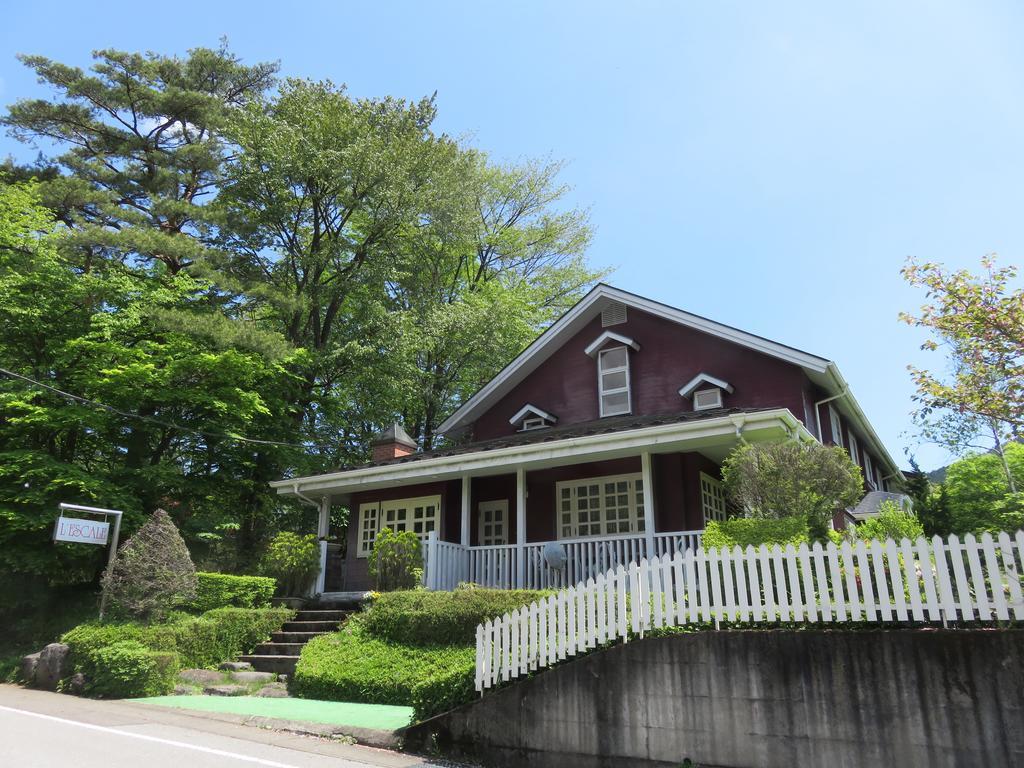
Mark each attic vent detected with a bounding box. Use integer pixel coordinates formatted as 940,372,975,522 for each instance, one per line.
602,301,627,327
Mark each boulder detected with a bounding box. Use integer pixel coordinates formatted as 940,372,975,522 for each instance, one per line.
179,669,224,686
172,684,198,696
34,644,70,691
19,652,40,686
255,683,289,698
202,684,248,696
229,671,275,684
218,661,253,672
67,673,87,696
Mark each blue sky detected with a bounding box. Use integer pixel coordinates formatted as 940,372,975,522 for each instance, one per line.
3,1,1023,471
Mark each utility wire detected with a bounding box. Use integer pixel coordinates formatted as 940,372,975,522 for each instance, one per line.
0,365,328,450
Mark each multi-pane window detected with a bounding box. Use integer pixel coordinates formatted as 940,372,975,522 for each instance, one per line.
829,404,844,448
700,472,728,523
556,473,645,539
356,495,440,557
478,500,508,546
598,346,631,417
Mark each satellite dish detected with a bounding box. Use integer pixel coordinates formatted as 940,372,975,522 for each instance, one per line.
543,542,568,570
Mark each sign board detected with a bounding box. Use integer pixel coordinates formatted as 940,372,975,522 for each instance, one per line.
53,516,110,545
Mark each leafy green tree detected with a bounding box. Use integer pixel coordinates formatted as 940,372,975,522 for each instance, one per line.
942,442,1024,534
721,441,863,542
260,532,320,596
901,255,1024,489
368,528,423,591
852,501,925,543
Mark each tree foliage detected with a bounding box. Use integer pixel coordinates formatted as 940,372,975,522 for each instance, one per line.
368,528,423,591
941,442,1024,534
721,441,863,541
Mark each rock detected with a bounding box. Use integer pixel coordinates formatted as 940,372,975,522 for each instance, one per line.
218,661,253,672
35,644,70,691
255,683,289,698
203,684,248,696
172,684,198,696
19,652,40,686
67,673,87,696
277,674,288,685
179,669,224,685
229,671,275,684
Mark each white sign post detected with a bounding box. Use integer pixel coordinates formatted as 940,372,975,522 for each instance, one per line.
55,503,124,618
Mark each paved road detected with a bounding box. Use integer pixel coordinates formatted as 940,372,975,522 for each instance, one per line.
0,685,439,768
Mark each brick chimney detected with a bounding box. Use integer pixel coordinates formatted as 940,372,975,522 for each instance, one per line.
370,422,418,463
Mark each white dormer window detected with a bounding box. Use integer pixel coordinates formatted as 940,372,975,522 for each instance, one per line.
678,373,733,412
509,404,557,432
829,404,843,448
693,389,723,411
598,346,631,417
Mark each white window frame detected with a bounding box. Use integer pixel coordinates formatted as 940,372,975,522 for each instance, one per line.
848,433,860,467
864,454,876,490
520,417,548,432
829,404,844,448
693,388,723,411
699,472,728,524
597,345,632,417
477,499,509,546
555,472,645,539
355,494,441,557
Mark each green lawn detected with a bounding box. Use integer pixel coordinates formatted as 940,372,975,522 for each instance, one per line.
137,694,414,731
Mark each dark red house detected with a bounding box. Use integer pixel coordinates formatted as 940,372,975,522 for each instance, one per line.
271,285,902,594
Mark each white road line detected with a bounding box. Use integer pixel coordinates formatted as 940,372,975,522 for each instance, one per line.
0,704,303,767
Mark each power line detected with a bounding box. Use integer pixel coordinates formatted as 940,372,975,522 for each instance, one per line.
0,365,328,450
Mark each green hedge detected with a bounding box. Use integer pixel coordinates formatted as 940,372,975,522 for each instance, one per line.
702,517,811,551
189,573,276,613
361,587,549,646
292,618,475,721
77,640,179,699
62,607,293,674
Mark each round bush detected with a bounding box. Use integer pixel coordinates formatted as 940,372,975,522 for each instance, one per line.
83,640,179,698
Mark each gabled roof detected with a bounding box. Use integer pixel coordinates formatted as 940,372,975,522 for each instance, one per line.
435,283,901,476
509,404,557,425
583,330,640,357
678,373,734,398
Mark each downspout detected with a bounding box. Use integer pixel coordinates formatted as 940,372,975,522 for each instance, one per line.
813,388,849,442
292,482,319,508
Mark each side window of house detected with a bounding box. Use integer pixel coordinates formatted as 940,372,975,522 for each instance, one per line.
829,404,844,448
848,433,860,467
598,346,631,417
700,472,728,524
557,474,645,538
478,500,508,546
356,495,440,556
864,454,876,490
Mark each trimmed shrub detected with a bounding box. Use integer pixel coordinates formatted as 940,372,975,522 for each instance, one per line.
80,640,178,698
854,502,925,544
292,618,475,719
101,509,197,619
62,607,293,673
361,587,550,646
261,532,320,596
702,517,810,551
190,573,276,613
368,528,422,591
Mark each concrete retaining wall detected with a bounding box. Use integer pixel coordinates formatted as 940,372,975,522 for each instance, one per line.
404,630,1024,768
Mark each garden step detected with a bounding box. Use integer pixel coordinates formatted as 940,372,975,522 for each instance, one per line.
252,642,305,656
290,614,350,626
238,654,300,676
270,631,326,644
282,620,341,633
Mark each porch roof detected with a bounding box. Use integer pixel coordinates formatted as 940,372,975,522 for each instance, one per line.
271,407,813,500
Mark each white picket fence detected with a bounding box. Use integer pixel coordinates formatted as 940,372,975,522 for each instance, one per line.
475,531,1024,692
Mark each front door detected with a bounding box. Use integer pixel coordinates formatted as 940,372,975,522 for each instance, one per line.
478,500,509,546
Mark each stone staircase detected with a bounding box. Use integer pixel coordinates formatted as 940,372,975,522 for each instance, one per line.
239,605,351,677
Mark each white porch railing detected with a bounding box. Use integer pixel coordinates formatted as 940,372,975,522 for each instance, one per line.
475,531,1024,692
422,529,704,591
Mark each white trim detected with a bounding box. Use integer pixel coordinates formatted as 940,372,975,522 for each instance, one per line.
437,284,829,435
693,389,723,411
584,330,640,357
272,409,809,497
598,345,632,417
828,404,844,448
865,453,877,490
848,433,860,467
555,472,646,539
508,403,557,426
678,373,735,398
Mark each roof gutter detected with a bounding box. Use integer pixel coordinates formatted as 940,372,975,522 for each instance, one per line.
291,482,319,508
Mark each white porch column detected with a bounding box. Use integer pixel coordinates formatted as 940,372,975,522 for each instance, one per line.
641,451,656,559
516,466,526,589
317,495,331,539
460,474,471,547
